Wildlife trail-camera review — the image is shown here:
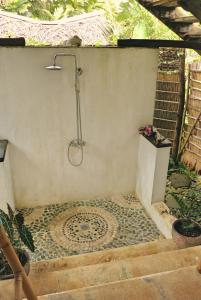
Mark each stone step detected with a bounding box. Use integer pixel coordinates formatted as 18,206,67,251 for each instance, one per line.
37,265,201,300
24,245,201,297
30,239,177,275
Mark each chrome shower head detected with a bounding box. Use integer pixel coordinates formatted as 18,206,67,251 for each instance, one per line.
45,65,62,70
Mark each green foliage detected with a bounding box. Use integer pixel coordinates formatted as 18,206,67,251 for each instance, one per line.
2,0,31,14
0,204,35,252
170,190,201,226
0,0,104,20
26,38,50,46
18,224,35,252
0,209,14,241
1,0,178,43
168,157,197,180
105,0,178,44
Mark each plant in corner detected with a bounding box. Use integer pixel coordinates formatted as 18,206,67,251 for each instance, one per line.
170,192,201,248
0,204,35,280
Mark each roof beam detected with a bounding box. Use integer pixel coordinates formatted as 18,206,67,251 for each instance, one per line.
150,0,178,7
179,0,201,21
118,39,201,50
168,16,198,23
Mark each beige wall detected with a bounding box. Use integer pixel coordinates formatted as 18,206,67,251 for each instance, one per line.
0,47,158,208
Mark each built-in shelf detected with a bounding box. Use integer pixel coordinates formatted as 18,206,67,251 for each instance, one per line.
0,140,8,162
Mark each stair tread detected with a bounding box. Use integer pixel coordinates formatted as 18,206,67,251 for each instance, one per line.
30,239,177,274
37,265,201,300
19,245,201,297
3,244,201,300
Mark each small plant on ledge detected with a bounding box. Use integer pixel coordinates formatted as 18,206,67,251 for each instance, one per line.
139,125,171,147
0,204,35,280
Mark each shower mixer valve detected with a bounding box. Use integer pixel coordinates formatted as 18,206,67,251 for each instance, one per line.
70,139,86,147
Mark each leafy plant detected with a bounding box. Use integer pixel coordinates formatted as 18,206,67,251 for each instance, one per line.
105,0,178,44
0,204,35,252
170,191,201,227
168,157,197,180
0,0,104,20
0,204,34,276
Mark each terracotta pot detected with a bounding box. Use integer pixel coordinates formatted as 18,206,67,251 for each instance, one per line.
0,249,30,280
172,219,201,249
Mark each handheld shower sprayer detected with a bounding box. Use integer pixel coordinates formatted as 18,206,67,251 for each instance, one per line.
45,53,85,166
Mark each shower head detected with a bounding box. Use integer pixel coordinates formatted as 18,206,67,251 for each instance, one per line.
45,65,62,70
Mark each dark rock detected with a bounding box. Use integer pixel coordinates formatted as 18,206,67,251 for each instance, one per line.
165,194,180,208
169,173,192,188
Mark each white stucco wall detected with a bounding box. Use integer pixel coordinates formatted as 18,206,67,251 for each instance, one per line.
0,47,158,208
136,135,171,238
136,135,170,205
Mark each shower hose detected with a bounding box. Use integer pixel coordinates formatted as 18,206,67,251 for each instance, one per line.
67,66,85,167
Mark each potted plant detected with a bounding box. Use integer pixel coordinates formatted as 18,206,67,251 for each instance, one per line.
0,204,35,280
171,192,201,248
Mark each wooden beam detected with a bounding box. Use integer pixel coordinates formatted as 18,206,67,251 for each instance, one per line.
169,16,198,23
0,38,25,46
179,0,201,22
118,39,201,50
137,1,201,53
151,0,178,7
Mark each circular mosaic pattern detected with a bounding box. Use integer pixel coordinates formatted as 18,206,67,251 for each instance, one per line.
49,206,118,251
63,212,108,243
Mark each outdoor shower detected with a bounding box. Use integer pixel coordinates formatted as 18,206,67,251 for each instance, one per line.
45,53,85,166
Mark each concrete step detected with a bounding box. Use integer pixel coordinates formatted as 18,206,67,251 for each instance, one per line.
37,265,201,300
1,239,178,300
30,239,178,275
21,245,201,297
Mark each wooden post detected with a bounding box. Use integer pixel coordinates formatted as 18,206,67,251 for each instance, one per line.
178,64,191,159
197,261,201,274
15,273,23,300
174,49,186,158
179,110,201,156
0,225,38,300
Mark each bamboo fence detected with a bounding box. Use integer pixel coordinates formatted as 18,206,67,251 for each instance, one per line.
181,60,201,173
153,48,185,156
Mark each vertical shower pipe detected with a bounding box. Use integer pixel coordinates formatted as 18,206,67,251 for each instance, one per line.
46,53,85,166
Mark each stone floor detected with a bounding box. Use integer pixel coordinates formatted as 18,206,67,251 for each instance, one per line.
19,194,160,261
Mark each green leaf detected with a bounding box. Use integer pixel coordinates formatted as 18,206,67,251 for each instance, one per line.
7,203,14,222
18,224,35,252
0,209,14,241
14,213,24,227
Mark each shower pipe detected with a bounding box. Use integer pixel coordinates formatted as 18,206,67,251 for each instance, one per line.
45,53,85,167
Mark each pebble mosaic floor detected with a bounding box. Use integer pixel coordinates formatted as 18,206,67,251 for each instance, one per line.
19,194,160,261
